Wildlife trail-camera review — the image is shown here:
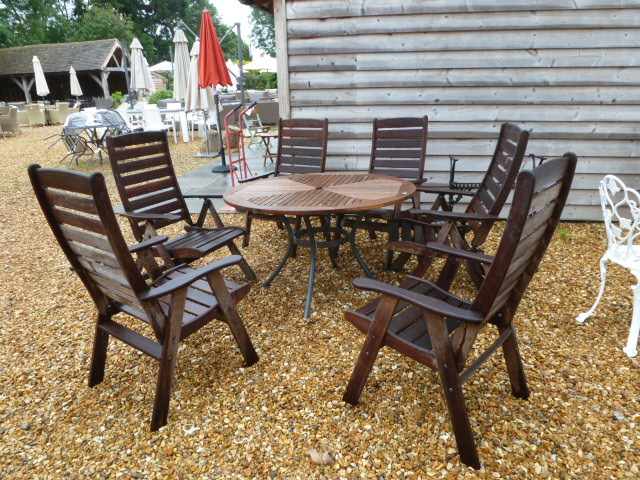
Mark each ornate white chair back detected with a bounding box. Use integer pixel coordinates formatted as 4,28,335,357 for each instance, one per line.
577,174,640,357
600,175,640,265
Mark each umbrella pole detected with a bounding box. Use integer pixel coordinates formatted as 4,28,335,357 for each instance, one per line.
210,92,229,172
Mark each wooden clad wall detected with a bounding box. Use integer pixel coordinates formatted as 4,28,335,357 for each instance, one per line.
277,0,640,219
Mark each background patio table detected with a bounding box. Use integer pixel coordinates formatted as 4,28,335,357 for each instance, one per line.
224,172,416,317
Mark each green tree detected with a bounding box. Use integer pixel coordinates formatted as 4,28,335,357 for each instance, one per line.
71,5,135,44
249,8,275,57
0,0,74,47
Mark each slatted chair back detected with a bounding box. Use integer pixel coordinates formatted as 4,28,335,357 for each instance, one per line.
28,165,163,334
369,116,428,184
455,153,577,362
464,123,529,235
107,131,190,241
274,118,328,176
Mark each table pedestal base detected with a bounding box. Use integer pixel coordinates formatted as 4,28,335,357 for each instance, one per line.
262,214,374,318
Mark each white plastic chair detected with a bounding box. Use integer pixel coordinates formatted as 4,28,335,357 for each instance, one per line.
142,106,168,133
161,102,181,143
577,175,640,357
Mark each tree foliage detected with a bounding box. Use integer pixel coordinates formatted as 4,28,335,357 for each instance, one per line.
71,5,135,44
0,0,252,64
248,8,275,57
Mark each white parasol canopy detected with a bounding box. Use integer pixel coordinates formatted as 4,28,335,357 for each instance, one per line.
243,54,277,72
69,66,83,98
32,56,49,98
173,28,190,102
129,37,156,94
143,57,156,92
184,40,216,113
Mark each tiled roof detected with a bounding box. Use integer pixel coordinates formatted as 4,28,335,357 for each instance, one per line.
0,39,121,76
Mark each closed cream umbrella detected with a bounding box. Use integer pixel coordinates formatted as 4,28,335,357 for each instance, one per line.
185,40,216,113
143,57,156,93
32,56,49,100
69,66,83,102
129,38,155,95
173,28,190,102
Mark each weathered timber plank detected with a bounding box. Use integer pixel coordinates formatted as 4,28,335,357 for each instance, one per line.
288,9,640,38
286,0,640,20
323,137,640,157
289,67,640,89
288,29,640,55
288,49,640,72
291,104,640,122
327,121,640,140
290,86,640,106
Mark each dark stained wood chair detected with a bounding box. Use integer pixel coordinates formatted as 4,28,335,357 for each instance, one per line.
238,117,329,247
341,116,428,268
106,131,255,281
388,123,529,288
28,164,259,431
342,153,577,469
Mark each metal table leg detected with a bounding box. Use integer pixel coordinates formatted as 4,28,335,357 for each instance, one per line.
262,214,296,287
347,213,375,278
303,216,318,318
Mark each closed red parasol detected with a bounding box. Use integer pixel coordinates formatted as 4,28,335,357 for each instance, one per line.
198,9,232,88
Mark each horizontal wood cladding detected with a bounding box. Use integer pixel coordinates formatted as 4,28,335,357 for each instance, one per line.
286,0,640,19
283,3,640,219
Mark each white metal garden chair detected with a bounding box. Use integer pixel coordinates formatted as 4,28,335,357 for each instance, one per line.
577,175,640,357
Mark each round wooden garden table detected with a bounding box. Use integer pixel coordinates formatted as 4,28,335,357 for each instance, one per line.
224,172,416,317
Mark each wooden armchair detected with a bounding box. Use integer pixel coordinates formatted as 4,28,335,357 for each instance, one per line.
106,131,255,281
28,164,259,431
238,118,329,247
388,123,529,288
342,153,577,468
341,116,428,268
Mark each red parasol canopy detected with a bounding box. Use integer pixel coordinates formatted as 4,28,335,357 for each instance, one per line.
198,9,233,89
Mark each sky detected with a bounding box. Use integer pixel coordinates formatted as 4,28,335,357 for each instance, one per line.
209,0,257,54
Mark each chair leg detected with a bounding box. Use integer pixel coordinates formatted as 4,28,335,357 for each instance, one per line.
623,274,640,357
88,314,110,387
576,255,608,323
426,313,481,469
343,296,398,405
227,241,256,281
498,325,530,399
385,220,400,270
243,215,252,248
151,288,186,431
207,270,259,366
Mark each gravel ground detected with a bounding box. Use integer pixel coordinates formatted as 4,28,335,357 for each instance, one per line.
1,126,639,479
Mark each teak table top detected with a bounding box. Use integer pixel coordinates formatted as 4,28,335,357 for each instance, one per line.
223,173,416,216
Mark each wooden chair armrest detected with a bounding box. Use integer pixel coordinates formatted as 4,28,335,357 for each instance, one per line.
128,235,169,254
386,240,429,256
407,208,500,222
237,171,275,183
119,210,182,222
424,242,494,264
140,255,243,301
352,277,484,323
182,191,223,199
416,186,476,196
